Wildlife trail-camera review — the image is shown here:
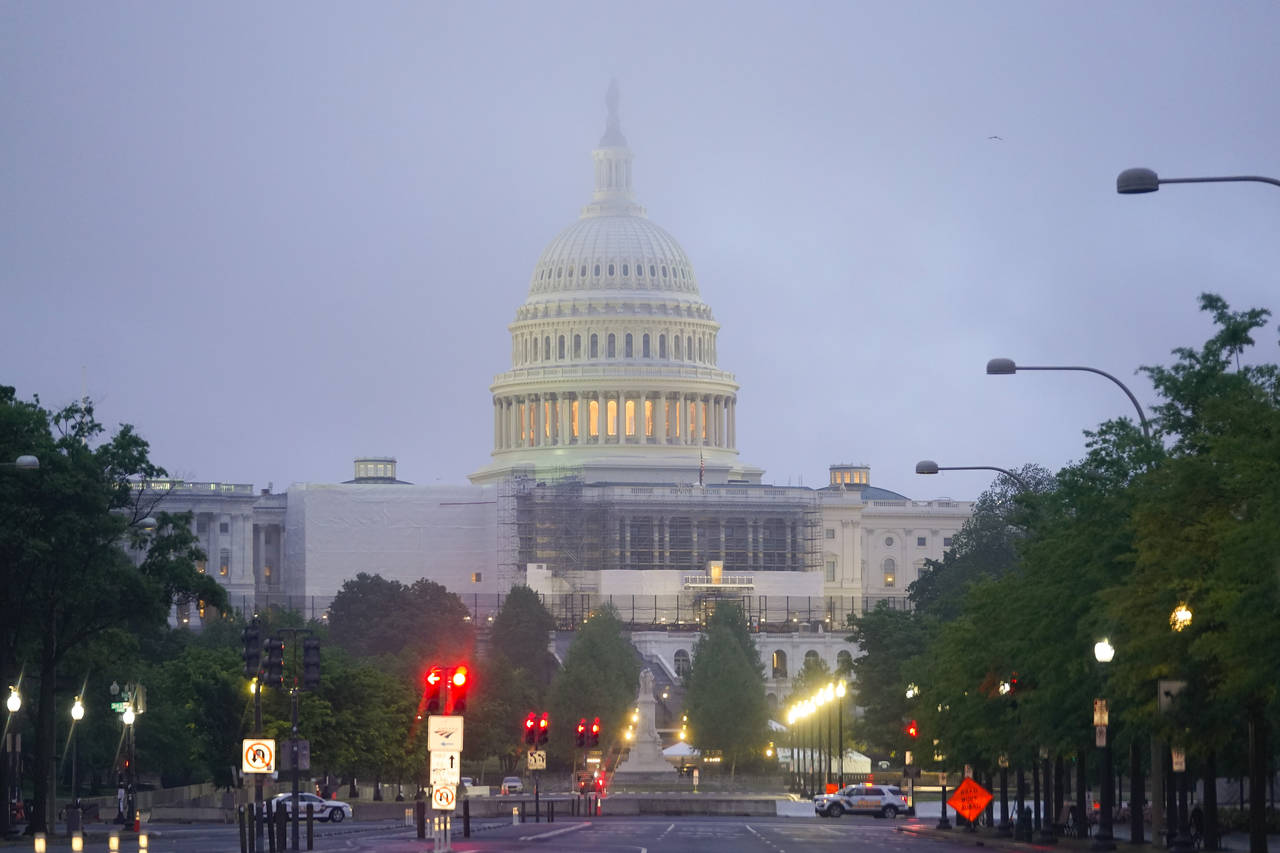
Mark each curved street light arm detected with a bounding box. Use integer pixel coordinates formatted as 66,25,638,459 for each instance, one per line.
1013,365,1151,439
1159,175,1280,189
916,460,1029,491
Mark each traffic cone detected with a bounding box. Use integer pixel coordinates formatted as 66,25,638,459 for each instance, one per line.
133,809,141,832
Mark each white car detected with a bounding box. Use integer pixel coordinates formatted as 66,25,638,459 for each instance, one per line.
271,792,353,823
814,783,908,818
500,777,524,795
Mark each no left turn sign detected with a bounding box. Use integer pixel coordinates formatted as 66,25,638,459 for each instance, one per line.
431,784,456,811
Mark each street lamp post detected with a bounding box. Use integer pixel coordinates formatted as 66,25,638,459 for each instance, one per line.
68,697,84,834
1093,639,1116,851
3,685,20,837
985,359,1151,440
122,707,136,829
1116,168,1280,195
836,681,846,788
915,460,1029,491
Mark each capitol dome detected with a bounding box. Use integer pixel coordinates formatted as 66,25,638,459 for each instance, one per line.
470,85,762,487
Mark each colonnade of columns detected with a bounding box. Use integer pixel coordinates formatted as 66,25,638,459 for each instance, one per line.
492,390,737,451
607,514,803,571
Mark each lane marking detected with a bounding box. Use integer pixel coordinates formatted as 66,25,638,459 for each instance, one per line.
746,823,786,853
657,822,675,841
519,820,591,841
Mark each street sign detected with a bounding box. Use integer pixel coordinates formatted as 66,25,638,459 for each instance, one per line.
1093,698,1109,726
1095,725,1108,748
278,739,310,771
242,739,276,774
528,750,547,770
431,783,456,811
426,715,464,752
947,777,994,824
109,701,129,713
430,750,461,788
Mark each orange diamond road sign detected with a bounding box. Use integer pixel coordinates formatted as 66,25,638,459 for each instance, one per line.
948,777,993,823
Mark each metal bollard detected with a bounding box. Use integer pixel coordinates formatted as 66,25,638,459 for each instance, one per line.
305,803,313,851
238,805,248,853
462,798,470,838
265,803,276,853
276,801,287,852
247,804,257,853
548,800,554,823
415,800,426,839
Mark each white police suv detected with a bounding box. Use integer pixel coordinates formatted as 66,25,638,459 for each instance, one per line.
814,783,909,818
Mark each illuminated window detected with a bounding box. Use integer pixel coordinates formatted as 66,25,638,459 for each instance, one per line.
219,548,229,576
607,334,616,358
644,399,654,436
544,401,552,437
264,565,272,579
772,650,788,679
625,399,636,436
701,402,708,439
589,400,599,437
471,572,482,583
196,560,206,574
625,334,633,357
519,405,526,441
571,400,579,437
607,399,617,436
590,334,598,358
688,402,695,437
883,557,896,588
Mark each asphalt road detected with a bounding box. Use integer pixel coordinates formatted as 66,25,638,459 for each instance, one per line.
23,813,991,852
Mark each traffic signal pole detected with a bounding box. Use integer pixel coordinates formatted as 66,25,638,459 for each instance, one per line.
254,679,264,848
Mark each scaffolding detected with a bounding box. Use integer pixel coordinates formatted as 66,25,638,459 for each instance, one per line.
496,473,824,623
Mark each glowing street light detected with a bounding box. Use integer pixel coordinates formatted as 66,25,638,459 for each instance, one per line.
5,686,18,714
1170,604,1193,632
1094,638,1116,663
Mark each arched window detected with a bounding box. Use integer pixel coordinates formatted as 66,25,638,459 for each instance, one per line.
625,333,633,358
622,263,629,277
659,334,667,358
642,333,651,358
698,338,704,362
674,336,682,359
590,334,598,358
674,649,691,677
766,693,778,712
804,650,821,670
522,338,528,363
580,265,587,277
607,334,616,358
594,264,601,276
883,557,897,588
772,650,788,679
650,264,657,277
837,650,853,673
544,337,551,361
574,334,582,359
558,336,565,360
608,263,615,276
687,337,693,361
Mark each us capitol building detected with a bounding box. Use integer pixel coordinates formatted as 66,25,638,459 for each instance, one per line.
139,88,971,704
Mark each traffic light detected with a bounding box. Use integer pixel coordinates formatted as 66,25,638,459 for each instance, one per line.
447,665,470,714
905,719,919,738
264,637,284,688
302,638,321,690
590,717,601,748
241,621,261,678
537,712,549,746
524,712,537,746
426,666,445,714
575,718,587,748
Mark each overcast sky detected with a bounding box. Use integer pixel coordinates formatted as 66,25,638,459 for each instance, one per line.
4,1,1279,501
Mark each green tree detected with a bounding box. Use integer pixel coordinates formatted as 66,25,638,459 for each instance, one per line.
327,573,472,661
488,585,557,693
0,390,225,834
684,603,769,775
547,606,639,766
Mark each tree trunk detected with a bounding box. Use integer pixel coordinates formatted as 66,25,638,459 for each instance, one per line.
1248,707,1267,853
1076,747,1088,839
1203,749,1218,851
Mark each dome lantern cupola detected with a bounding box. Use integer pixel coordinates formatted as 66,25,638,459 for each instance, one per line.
583,79,644,219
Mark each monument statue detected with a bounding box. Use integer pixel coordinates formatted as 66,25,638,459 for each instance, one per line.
612,667,677,783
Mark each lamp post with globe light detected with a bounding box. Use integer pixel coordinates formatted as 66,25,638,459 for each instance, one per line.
1093,640,1116,851
0,457,36,836
67,697,85,834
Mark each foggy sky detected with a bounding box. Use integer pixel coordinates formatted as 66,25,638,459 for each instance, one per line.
4,1,1279,501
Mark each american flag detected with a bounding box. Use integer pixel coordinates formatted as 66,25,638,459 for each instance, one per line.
699,450,704,486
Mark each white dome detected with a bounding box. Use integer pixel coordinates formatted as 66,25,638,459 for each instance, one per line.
527,215,700,300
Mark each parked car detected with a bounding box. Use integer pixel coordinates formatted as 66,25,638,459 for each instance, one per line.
814,783,908,818
500,777,524,795
271,792,353,823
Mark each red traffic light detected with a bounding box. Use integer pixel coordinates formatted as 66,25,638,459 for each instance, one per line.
451,665,469,688
906,720,919,738
525,713,536,731
426,666,444,688
538,713,549,730
576,720,586,735
591,717,600,735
